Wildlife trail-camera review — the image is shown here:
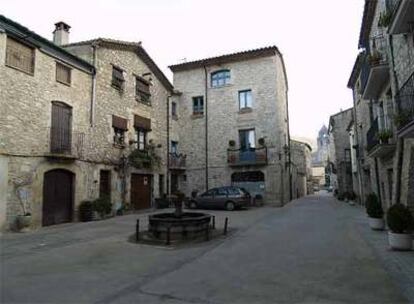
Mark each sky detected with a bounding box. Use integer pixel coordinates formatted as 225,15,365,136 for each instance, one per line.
1,0,364,142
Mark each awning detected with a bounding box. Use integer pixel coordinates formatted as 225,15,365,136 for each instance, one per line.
112,115,128,130
134,115,151,130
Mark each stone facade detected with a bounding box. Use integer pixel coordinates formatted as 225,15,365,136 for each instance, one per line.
291,140,313,198
328,109,354,197
170,48,291,205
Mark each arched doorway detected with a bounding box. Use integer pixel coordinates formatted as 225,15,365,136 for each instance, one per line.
43,169,74,226
231,171,265,198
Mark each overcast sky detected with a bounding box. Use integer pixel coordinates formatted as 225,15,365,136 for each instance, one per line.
2,0,364,142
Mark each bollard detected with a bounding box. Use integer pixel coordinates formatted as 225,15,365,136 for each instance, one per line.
166,227,171,245
205,225,210,241
212,216,215,230
136,219,139,242
223,217,228,235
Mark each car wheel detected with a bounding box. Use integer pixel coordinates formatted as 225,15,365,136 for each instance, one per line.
189,201,197,209
225,201,235,211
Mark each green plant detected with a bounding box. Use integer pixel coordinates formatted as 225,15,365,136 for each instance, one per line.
365,193,383,218
378,11,392,27
258,137,266,146
377,129,392,142
394,112,411,129
128,143,161,169
229,140,236,147
367,51,381,64
93,196,112,217
337,193,344,201
387,204,414,233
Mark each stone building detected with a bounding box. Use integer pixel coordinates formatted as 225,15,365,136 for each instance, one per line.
169,47,292,205
312,125,330,167
0,16,94,230
290,140,313,198
346,0,414,213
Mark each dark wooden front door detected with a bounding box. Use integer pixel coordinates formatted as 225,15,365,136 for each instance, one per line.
130,174,151,210
99,170,111,199
43,169,74,226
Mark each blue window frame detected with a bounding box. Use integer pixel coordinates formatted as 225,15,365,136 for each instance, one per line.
239,90,252,109
211,70,230,87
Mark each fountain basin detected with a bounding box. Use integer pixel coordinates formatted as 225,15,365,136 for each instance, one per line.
148,212,211,240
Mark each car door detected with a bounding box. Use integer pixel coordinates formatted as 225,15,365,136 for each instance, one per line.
215,187,229,209
197,189,216,209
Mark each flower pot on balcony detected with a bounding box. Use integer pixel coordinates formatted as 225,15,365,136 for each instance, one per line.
16,214,31,231
388,232,412,251
368,217,385,230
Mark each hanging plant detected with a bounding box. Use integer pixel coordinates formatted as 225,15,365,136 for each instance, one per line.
128,142,161,169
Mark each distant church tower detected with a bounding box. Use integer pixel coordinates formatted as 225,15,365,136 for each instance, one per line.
312,125,329,166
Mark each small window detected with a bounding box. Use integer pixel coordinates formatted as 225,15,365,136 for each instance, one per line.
344,149,351,162
172,102,177,118
192,96,204,115
239,90,252,109
171,141,178,154
112,66,124,91
5,37,35,75
201,189,216,197
136,77,151,104
211,70,230,87
56,62,71,85
136,128,147,151
113,128,125,146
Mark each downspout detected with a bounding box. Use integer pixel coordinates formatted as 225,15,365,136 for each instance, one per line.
352,92,364,205
167,95,170,195
204,66,209,191
388,34,403,205
374,157,383,205
285,87,292,201
90,44,97,127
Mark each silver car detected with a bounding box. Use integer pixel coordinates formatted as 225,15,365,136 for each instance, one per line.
188,186,250,211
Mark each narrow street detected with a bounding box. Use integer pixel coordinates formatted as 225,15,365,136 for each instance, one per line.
1,193,411,304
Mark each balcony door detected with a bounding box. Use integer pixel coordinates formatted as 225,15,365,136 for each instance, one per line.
51,102,72,153
239,129,255,151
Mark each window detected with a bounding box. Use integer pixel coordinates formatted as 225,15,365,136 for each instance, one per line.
239,90,252,109
172,102,177,118
136,77,151,104
51,102,72,153
5,37,35,75
344,149,351,162
201,188,216,197
112,115,128,146
171,141,178,154
211,70,230,87
239,129,255,150
56,62,71,85
136,128,147,151
112,66,124,91
192,96,204,115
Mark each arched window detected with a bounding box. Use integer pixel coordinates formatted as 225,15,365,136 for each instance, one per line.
211,69,230,87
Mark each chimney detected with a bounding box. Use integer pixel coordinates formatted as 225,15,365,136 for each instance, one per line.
53,21,71,46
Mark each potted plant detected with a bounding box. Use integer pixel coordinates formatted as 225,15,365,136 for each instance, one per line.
228,140,236,148
394,112,411,129
365,193,384,230
92,196,113,220
78,200,94,222
367,50,381,65
378,11,392,28
377,129,392,144
258,137,266,146
387,204,413,250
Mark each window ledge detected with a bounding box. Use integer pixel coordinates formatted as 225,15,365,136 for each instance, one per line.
210,83,233,89
111,83,124,92
191,114,204,119
136,98,152,106
113,143,126,149
5,64,34,76
239,107,253,114
56,80,71,87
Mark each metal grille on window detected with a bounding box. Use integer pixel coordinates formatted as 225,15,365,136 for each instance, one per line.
56,62,71,85
5,37,35,74
112,67,124,90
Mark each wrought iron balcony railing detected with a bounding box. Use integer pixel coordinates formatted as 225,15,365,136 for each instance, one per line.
227,147,267,166
396,71,414,131
48,127,85,158
367,35,388,66
366,118,380,152
169,153,186,170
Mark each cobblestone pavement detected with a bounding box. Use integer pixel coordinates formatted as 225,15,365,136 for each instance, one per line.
1,193,411,303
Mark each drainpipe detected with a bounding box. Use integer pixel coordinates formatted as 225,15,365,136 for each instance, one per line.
203,66,209,191
374,157,382,205
166,95,170,195
352,91,364,205
90,44,97,127
285,88,292,201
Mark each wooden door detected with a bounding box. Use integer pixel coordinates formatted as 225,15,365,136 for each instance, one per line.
99,170,111,199
51,102,72,153
43,169,74,226
130,174,151,210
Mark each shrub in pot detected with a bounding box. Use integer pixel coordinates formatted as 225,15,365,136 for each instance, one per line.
79,200,94,222
93,196,112,219
386,204,414,250
16,212,32,231
365,193,384,230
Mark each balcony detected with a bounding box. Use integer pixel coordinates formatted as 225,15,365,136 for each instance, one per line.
362,36,390,100
227,147,267,167
169,153,186,170
366,118,396,158
45,127,85,160
388,0,414,34
396,71,414,137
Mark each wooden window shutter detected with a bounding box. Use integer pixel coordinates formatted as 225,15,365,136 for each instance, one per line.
112,115,128,130
56,62,71,85
134,115,151,130
5,37,35,74
136,77,150,95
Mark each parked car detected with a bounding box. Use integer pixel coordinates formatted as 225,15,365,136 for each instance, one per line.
187,186,251,211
